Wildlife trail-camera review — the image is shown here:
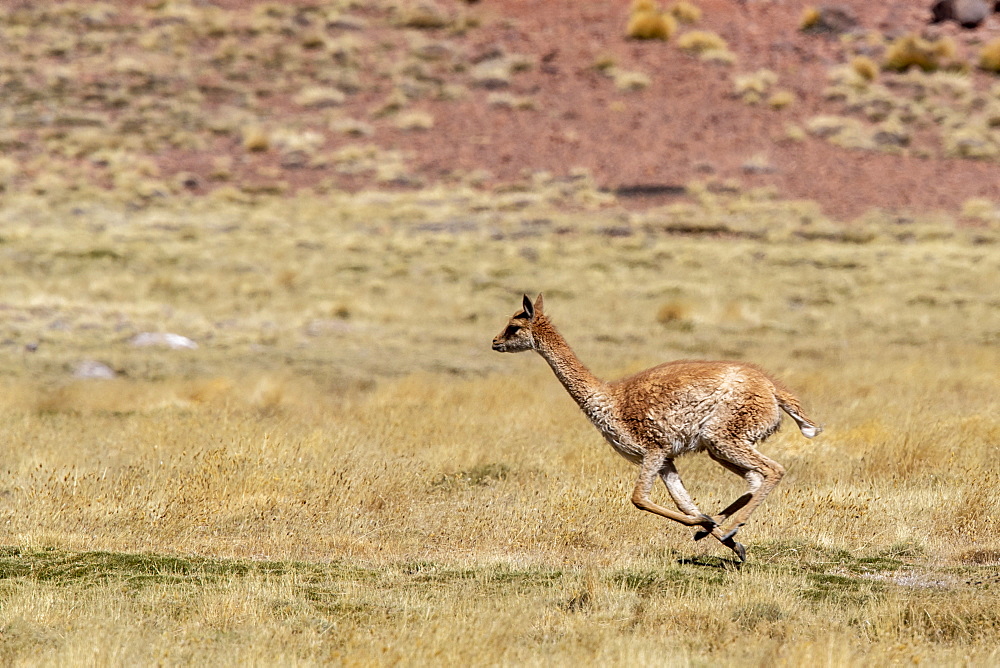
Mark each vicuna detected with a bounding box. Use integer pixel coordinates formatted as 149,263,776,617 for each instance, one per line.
492,294,822,562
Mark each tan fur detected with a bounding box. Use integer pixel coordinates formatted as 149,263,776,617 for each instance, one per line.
492,294,822,562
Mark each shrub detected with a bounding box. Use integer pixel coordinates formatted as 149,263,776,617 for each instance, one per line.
851,56,879,82
676,30,727,54
241,126,269,152
668,1,701,23
701,49,736,65
593,53,617,72
626,10,677,40
884,34,956,72
394,111,434,131
733,69,778,103
799,6,821,31
978,38,1000,73
293,86,346,108
395,1,452,29
613,69,652,91
768,90,795,109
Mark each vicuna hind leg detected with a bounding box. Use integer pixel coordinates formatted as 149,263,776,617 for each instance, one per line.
704,440,785,539
692,453,755,542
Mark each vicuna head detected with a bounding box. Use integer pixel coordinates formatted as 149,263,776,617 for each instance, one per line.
492,294,544,353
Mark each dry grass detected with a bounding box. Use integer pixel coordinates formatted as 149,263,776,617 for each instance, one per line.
0,186,998,664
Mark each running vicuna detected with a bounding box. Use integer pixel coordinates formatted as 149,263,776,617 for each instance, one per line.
492,294,822,562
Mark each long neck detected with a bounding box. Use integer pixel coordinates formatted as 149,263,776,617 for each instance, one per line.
532,317,608,411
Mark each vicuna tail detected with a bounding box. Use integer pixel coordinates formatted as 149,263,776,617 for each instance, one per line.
775,387,823,438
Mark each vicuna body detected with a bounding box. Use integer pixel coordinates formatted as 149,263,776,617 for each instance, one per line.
492,295,822,562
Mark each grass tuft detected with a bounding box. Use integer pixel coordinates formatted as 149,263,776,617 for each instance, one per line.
626,9,677,41
676,30,727,55
668,1,702,24
799,6,822,31
884,34,957,72
851,55,879,82
978,38,1000,73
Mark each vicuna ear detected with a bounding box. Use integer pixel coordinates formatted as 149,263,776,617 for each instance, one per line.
521,294,534,320
533,293,544,315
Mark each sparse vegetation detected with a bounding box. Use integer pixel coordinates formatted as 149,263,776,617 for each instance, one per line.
815,60,1000,161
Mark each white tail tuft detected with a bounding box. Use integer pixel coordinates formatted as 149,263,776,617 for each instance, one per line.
799,423,821,439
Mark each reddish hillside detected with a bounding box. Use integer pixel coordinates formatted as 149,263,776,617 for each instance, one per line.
4,0,1000,220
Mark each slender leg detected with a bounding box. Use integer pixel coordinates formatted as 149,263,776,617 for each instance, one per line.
707,442,785,532
631,452,715,528
658,459,704,517
692,454,754,542
708,451,757,520
662,460,748,561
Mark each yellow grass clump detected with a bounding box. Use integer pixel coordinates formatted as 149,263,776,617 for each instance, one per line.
978,38,1000,73
241,126,270,152
851,55,879,82
626,7,677,41
799,6,822,30
676,29,727,54
733,68,778,103
394,110,435,130
394,0,453,29
767,90,795,109
613,69,652,91
668,1,702,23
631,0,658,11
884,34,958,72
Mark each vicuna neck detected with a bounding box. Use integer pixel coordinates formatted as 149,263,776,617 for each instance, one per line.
533,317,609,410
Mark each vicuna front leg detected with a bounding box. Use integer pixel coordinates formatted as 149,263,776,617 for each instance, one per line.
632,452,716,529
660,458,750,561
659,459,707,519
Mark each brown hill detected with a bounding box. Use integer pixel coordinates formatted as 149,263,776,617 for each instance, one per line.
3,0,1000,220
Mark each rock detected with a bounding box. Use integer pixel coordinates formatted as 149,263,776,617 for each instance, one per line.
931,0,991,28
129,332,198,350
73,360,116,379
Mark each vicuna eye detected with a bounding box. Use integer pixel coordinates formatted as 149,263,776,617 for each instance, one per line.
504,324,521,337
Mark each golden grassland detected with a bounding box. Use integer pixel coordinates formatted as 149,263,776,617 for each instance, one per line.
1,186,999,665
